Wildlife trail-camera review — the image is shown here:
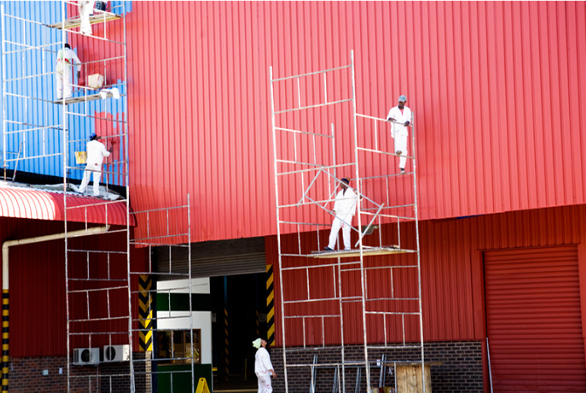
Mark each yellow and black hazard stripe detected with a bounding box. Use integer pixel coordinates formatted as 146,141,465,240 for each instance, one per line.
266,264,275,346
2,290,8,392
138,275,153,352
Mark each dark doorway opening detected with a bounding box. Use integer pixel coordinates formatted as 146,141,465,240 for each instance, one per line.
211,273,269,391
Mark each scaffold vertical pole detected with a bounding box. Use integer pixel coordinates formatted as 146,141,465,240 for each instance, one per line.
60,2,71,392
269,64,289,393
122,2,136,391
350,49,372,393
412,112,426,393
188,194,195,391
1,5,6,181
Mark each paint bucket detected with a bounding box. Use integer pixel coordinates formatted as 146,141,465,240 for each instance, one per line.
75,151,87,165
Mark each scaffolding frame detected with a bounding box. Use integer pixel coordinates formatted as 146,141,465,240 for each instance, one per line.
61,198,195,393
1,2,197,392
270,51,425,393
129,201,196,393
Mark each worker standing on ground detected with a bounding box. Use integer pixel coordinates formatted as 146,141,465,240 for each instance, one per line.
55,43,81,100
78,133,114,197
253,338,277,393
386,95,412,174
324,178,357,251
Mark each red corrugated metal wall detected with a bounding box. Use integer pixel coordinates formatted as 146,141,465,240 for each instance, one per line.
120,2,586,242
0,217,147,356
266,204,586,346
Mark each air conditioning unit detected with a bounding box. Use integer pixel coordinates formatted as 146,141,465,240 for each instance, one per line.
103,344,130,362
72,348,100,366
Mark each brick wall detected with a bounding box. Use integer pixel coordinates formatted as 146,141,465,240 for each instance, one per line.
133,351,153,393
10,356,94,393
10,357,63,392
99,361,130,392
268,341,483,393
9,353,153,393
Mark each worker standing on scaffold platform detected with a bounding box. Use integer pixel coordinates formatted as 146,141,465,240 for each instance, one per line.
55,43,81,100
386,95,412,174
78,1,95,36
78,1,107,36
324,178,357,251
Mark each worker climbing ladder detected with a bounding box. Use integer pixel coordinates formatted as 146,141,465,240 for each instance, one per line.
270,51,425,393
1,2,197,392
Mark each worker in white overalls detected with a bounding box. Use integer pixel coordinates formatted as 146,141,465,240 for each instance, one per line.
79,1,107,36
78,133,114,197
324,178,358,251
78,0,96,36
55,43,81,100
386,95,412,174
253,338,277,393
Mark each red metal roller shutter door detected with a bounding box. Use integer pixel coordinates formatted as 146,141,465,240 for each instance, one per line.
484,246,586,392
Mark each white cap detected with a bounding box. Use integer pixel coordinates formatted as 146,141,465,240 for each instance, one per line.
252,338,262,349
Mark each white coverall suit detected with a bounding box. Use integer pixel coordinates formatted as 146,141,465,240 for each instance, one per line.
327,187,358,250
55,47,81,100
79,139,111,196
255,347,274,393
78,0,96,36
386,105,412,171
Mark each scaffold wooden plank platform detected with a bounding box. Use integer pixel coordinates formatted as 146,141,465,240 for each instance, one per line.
47,13,121,30
53,91,115,105
311,246,412,258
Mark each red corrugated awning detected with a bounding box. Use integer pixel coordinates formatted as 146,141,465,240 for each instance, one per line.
0,186,134,226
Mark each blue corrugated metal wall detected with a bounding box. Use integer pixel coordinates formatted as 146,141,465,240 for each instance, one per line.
0,1,129,185
0,1,64,177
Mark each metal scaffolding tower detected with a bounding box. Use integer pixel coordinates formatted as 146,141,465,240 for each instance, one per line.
1,2,196,392
270,51,425,392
